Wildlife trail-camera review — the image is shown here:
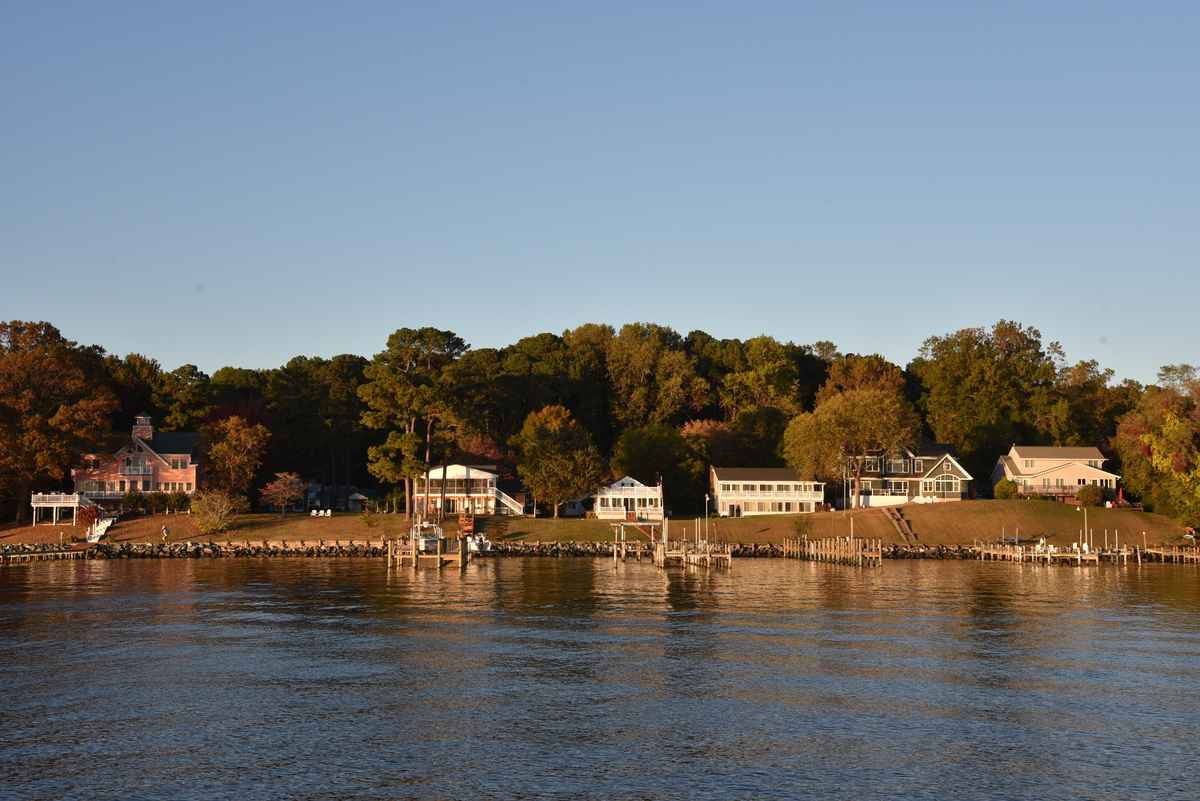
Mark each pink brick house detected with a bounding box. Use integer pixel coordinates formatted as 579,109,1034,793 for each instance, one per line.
73,415,204,508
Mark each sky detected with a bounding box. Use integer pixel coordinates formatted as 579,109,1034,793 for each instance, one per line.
2,1,1196,386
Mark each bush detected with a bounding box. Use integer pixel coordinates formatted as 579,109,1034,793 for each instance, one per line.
191,491,244,534
1075,483,1104,507
122,490,145,513
147,490,168,514
167,490,191,514
791,515,814,539
993,479,1020,500
360,507,381,528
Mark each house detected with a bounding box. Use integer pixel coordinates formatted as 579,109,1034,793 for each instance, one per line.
710,467,826,517
594,476,664,521
412,464,526,516
990,445,1119,503
298,484,379,513
72,415,203,509
840,437,972,508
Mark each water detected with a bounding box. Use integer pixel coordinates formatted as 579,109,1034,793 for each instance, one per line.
2,557,1199,800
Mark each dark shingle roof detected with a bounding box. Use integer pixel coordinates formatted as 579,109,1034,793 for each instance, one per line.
143,432,201,458
711,467,804,482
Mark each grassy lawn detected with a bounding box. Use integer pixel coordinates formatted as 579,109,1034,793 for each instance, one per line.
2,501,1187,547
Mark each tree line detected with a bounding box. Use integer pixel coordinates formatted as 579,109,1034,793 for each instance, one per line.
1,319,1196,525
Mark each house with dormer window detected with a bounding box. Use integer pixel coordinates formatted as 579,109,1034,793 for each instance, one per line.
990,445,1119,502
594,476,664,521
72,415,204,509
839,436,972,508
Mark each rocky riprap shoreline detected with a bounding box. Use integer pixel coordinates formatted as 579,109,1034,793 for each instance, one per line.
2,541,979,560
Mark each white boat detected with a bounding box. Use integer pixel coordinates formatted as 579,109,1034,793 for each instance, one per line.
466,533,492,553
410,521,443,553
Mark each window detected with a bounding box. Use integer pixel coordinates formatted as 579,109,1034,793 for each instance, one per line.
784,502,794,512
142,480,150,491
1088,460,1101,468
777,484,789,492
119,480,126,492
1055,478,1064,487
864,459,880,472
1042,478,1051,486
721,484,730,492
913,460,923,473
759,484,771,492
186,483,192,492
887,458,906,473
720,502,727,512
1024,460,1035,468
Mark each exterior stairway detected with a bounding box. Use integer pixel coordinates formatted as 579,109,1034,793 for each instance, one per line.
883,507,916,543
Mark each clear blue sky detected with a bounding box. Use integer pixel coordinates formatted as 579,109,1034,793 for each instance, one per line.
2,2,1196,385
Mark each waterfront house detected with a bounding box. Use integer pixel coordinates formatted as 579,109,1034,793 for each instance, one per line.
412,464,526,516
840,437,972,508
990,445,1119,503
710,467,826,517
594,476,664,521
72,415,203,509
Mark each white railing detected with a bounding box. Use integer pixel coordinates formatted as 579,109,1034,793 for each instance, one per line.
600,486,662,497
494,489,526,515
119,466,153,476
721,490,824,501
31,493,80,506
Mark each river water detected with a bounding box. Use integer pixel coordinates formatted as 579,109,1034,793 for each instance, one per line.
2,557,1198,800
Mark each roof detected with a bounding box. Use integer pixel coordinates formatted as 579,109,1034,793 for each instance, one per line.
140,432,201,457
711,467,803,482
911,436,960,459
1010,445,1106,461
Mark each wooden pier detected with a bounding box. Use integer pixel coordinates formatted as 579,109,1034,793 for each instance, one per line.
974,540,1200,565
652,539,732,568
386,537,471,568
1,542,94,566
783,537,883,567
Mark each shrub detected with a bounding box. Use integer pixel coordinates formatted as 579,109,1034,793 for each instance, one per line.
993,479,1020,500
1075,483,1104,507
360,507,381,528
147,490,168,514
791,515,814,539
122,490,145,513
191,491,243,534
167,490,191,514
77,504,102,529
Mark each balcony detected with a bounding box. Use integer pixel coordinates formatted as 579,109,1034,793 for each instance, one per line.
721,489,825,501
1018,484,1116,500
119,466,153,476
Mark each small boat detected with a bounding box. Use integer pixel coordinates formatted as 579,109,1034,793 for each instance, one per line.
410,521,443,553
465,533,492,553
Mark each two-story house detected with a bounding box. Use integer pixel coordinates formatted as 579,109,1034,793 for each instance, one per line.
72,415,203,509
841,437,972,508
412,464,526,516
710,467,826,517
990,445,1119,503
594,476,665,521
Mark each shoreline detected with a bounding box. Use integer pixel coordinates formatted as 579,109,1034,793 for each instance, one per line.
2,540,1183,561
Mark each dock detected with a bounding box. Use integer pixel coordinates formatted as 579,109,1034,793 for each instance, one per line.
652,539,732,568
1,542,94,565
386,537,471,568
975,541,1200,565
782,537,883,567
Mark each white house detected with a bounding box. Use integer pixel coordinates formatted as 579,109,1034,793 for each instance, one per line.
412,465,526,515
990,445,1119,502
594,476,664,521
710,467,826,517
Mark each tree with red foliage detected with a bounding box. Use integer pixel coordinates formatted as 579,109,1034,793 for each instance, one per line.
260,472,310,516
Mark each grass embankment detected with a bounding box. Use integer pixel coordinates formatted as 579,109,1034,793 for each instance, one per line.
1,500,1187,547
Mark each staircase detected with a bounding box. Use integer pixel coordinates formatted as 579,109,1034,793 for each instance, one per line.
883,507,916,543
493,489,527,516
458,512,475,535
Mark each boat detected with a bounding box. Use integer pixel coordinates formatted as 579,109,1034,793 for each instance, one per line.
410,521,443,553
465,533,492,553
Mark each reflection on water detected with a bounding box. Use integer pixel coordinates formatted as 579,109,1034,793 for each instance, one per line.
2,558,1199,800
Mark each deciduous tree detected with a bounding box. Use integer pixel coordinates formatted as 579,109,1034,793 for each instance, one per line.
510,406,607,518
260,472,310,515
0,321,118,521
203,415,271,497
783,389,920,508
